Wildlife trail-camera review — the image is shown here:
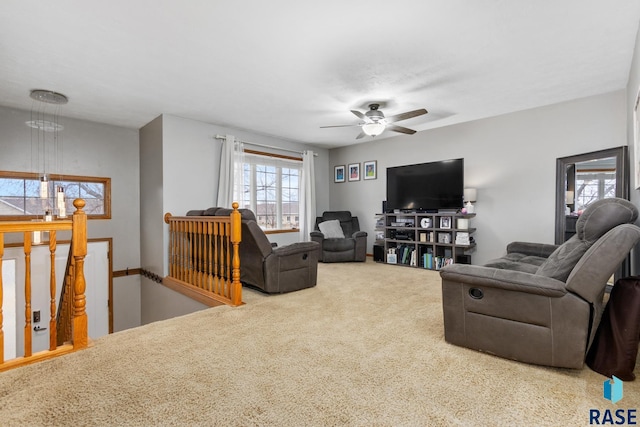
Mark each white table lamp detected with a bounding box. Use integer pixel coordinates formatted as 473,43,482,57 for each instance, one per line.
464,188,477,213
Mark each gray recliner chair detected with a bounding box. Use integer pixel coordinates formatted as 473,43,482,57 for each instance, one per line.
187,207,320,294
440,197,640,369
310,211,367,262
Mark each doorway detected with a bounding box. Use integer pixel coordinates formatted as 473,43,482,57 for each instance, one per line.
1,259,16,359
4,241,109,356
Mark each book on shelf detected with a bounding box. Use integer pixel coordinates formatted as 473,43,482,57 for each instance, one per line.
397,244,416,265
433,256,455,270
401,246,409,264
422,253,433,269
419,246,434,269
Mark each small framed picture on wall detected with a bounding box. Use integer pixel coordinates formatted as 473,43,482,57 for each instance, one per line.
363,160,377,180
348,163,360,181
334,165,345,183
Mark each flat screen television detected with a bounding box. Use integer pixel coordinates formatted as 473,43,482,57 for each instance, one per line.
386,158,464,212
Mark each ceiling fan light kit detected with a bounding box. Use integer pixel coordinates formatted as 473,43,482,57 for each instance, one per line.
321,103,428,139
362,122,386,137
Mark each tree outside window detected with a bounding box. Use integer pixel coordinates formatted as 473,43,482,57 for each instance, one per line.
574,171,616,211
235,152,300,231
0,171,110,219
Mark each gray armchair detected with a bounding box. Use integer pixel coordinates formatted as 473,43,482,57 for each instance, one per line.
310,211,367,262
188,208,320,294
440,198,640,369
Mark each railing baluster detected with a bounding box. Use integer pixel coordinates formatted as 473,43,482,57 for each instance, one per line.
66,261,74,342
206,222,213,291
196,221,203,289
224,224,233,298
214,224,218,292
49,231,57,351
180,220,186,282
188,221,193,284
173,219,178,279
168,218,174,279
24,231,32,358
189,221,195,287
178,221,182,278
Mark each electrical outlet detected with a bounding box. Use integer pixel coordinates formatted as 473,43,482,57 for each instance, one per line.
33,310,40,323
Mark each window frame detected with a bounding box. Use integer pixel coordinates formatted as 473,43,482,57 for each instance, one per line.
236,149,301,234
0,170,111,220
574,169,616,211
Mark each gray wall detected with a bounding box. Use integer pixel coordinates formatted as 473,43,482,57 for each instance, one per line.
0,106,141,332
328,90,627,266
139,114,330,324
162,114,330,249
139,115,164,277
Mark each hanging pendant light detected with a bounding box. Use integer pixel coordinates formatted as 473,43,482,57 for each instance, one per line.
27,89,68,218
57,185,66,218
39,175,49,198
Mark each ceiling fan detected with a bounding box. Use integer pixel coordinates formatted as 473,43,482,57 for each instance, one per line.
321,103,428,139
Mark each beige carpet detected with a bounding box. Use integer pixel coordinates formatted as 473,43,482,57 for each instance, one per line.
0,260,638,426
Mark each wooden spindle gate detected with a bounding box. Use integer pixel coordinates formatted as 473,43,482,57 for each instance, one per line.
0,199,88,371
163,203,243,307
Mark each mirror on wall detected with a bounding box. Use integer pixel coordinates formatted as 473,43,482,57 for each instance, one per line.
556,146,629,244
555,146,629,280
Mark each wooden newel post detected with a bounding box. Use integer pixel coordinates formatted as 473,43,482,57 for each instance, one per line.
230,202,242,306
71,198,88,349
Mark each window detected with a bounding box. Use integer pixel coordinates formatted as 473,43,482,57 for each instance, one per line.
0,171,111,220
574,170,616,211
235,151,301,231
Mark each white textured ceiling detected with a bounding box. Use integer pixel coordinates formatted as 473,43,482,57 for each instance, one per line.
0,1,639,148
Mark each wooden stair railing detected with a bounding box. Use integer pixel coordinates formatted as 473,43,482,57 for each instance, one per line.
163,202,243,307
0,198,88,372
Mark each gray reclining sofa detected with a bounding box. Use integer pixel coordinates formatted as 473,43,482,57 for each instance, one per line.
440,197,640,369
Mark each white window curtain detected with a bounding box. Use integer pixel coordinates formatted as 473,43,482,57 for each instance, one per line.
216,135,244,208
299,150,316,241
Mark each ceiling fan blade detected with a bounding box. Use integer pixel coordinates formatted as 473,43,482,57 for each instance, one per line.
387,124,417,135
355,131,367,139
320,124,361,128
386,108,428,123
351,110,366,120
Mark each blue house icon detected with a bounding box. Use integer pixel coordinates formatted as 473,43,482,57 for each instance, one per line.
603,376,623,404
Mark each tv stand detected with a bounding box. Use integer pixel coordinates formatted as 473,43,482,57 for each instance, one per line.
377,212,476,269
